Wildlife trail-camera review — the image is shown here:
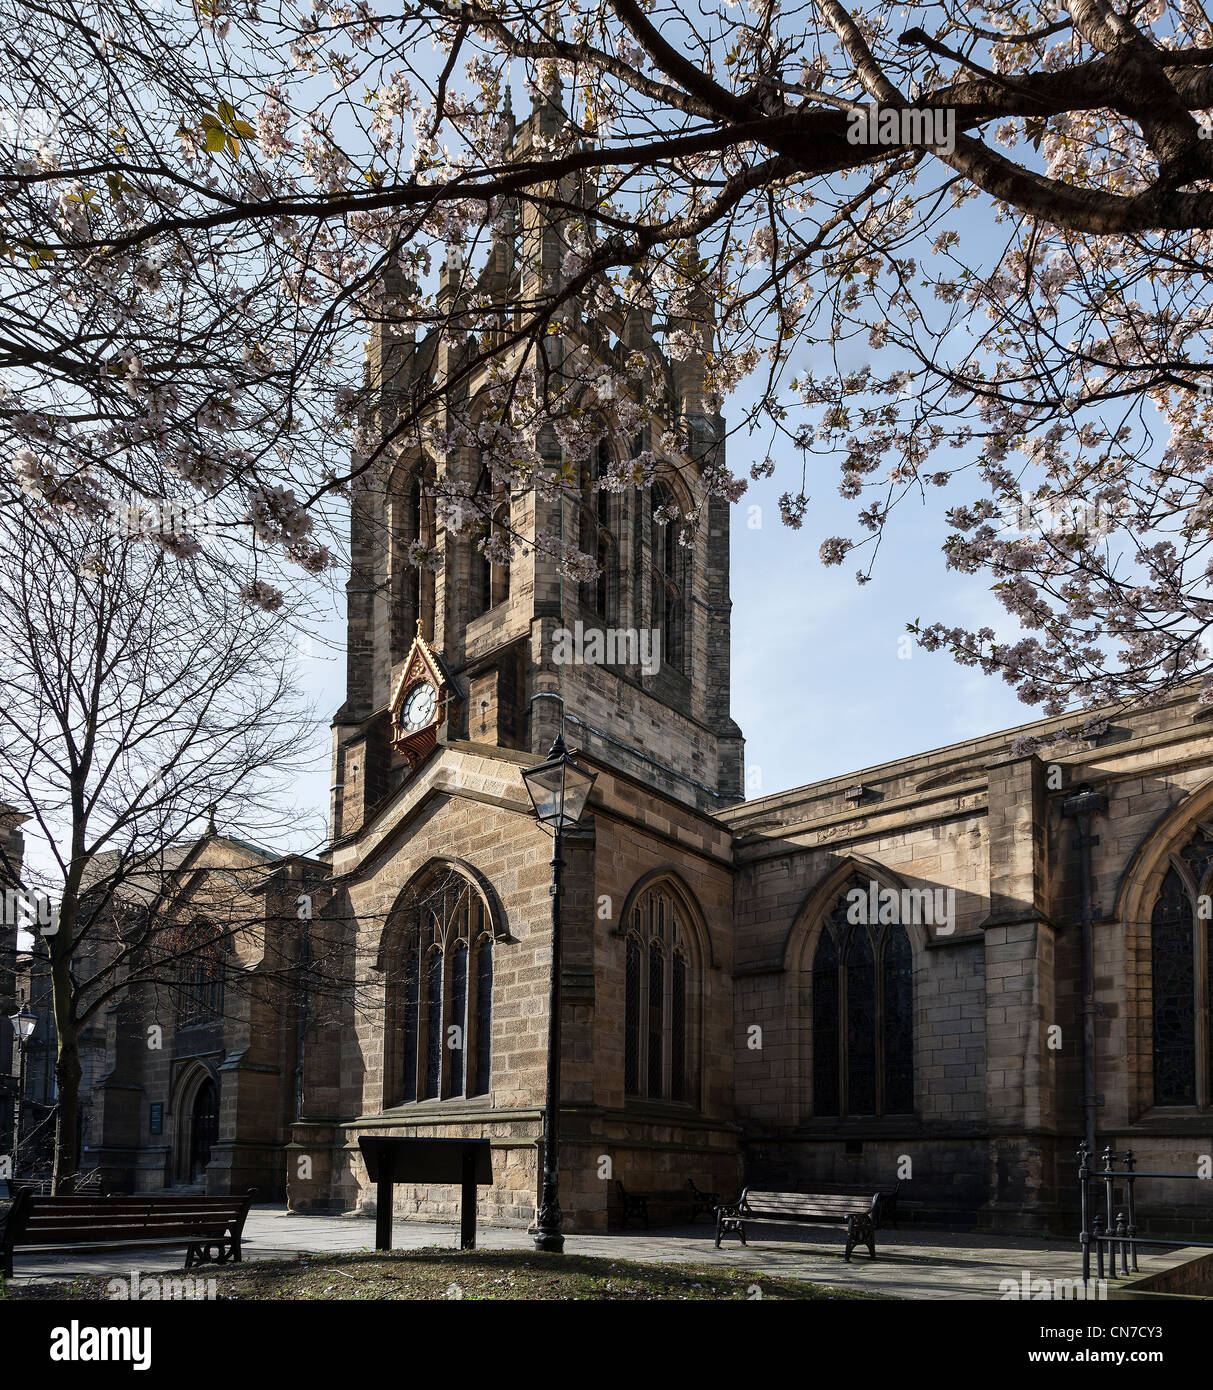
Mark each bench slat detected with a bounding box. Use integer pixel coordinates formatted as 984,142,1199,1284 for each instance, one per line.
746,1195,858,1206
739,1214,850,1226
21,1227,236,1244
744,1200,864,1210
25,1216,243,1230
25,1206,245,1220
24,1206,243,1216
24,1199,245,1211
24,1215,239,1230
746,1207,855,1216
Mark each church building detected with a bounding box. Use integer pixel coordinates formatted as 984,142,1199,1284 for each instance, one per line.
84,91,1213,1240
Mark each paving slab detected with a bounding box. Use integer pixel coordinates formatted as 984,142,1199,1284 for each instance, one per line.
5,1205,1201,1300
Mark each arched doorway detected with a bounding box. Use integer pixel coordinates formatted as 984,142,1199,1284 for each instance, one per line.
189,1077,218,1183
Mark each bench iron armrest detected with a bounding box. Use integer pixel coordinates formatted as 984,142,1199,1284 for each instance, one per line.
614,1181,649,1230
713,1201,747,1249
871,1183,900,1229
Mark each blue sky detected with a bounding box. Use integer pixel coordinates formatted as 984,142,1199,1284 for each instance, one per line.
730,466,1029,799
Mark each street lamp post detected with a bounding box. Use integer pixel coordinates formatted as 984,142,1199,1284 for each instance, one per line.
9,1002,37,1180
520,735,597,1254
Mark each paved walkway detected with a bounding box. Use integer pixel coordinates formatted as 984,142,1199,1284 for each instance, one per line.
5,1205,1201,1298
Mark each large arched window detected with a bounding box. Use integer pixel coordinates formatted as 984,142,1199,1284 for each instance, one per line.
384,868,496,1104
1150,824,1213,1107
623,883,695,1102
172,920,225,1030
580,438,618,621
811,884,914,1117
651,480,687,673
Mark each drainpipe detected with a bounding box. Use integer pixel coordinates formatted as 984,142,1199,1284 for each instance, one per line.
1061,784,1107,1161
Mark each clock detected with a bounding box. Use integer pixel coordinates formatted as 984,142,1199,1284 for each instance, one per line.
389,621,458,769
400,681,437,733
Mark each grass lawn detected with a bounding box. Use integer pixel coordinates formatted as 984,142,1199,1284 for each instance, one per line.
5,1247,893,1301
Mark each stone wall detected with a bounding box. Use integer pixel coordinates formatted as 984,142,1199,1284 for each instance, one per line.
297,740,745,1230
723,689,1213,1232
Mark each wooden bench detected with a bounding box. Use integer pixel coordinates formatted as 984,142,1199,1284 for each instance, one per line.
615,1178,719,1229
2,1189,256,1278
714,1184,899,1261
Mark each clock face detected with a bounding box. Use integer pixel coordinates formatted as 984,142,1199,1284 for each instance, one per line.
401,681,437,733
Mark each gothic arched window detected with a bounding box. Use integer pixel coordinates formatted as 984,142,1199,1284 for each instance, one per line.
384,868,496,1105
173,921,225,1030
623,883,695,1102
580,438,617,621
811,885,915,1117
474,495,511,616
394,474,436,655
651,480,687,673
1150,824,1213,1107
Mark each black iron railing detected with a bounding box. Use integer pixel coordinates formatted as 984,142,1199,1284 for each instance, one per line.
1078,1141,1213,1283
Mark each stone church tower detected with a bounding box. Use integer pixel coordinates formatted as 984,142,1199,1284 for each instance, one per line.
330,89,743,837
290,86,749,1229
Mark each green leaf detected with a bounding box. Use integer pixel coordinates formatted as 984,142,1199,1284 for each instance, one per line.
205,126,227,153
217,99,235,125
230,119,255,138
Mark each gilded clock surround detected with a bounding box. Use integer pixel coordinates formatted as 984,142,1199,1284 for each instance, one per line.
388,619,458,769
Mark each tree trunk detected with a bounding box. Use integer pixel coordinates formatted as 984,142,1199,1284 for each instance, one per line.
53,1039,81,1194
50,945,80,1194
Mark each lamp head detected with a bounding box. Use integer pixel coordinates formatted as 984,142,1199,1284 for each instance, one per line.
521,737,597,830
10,1001,36,1043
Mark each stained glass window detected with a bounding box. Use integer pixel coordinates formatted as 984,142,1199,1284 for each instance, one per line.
175,923,225,1029
671,951,687,1102
811,885,915,1117
882,926,914,1115
1145,824,1213,1108
624,937,641,1096
450,942,468,1097
385,869,496,1106
473,938,493,1096
846,926,877,1115
1207,911,1213,1101
812,929,840,1117
647,943,665,1098
1181,833,1213,889
1152,863,1197,1105
624,884,695,1102
424,950,443,1099
400,949,419,1103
